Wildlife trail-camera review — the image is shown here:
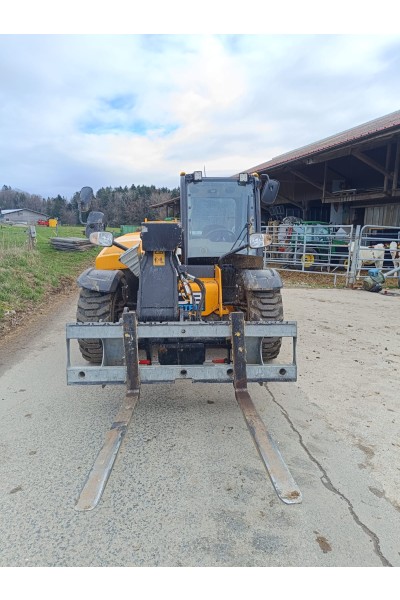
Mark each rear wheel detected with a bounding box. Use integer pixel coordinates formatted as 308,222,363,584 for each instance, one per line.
339,257,349,269
76,286,126,364
300,247,317,270
246,289,283,361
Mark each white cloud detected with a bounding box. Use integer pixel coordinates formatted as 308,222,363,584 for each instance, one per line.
0,34,400,198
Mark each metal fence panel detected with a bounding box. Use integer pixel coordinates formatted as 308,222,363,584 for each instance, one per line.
355,225,400,284
262,221,400,287
262,222,353,283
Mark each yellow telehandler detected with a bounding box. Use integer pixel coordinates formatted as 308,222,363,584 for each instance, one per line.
66,171,301,510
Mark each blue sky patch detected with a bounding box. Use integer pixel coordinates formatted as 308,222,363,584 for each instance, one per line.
106,94,137,111
81,117,179,136
80,93,179,136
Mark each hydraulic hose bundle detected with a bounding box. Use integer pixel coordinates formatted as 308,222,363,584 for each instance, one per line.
173,253,206,320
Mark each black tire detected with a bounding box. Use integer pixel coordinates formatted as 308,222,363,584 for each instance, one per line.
246,289,283,361
76,286,125,364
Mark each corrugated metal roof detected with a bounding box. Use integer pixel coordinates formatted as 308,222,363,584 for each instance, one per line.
247,109,400,173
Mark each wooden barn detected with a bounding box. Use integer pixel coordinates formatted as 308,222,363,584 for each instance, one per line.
244,110,400,227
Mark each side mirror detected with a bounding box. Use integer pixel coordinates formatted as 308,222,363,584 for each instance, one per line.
79,186,95,212
260,177,280,205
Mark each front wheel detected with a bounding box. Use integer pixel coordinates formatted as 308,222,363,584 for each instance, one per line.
246,289,283,361
76,286,126,364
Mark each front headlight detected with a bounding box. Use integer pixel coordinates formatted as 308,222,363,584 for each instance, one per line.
89,231,114,247
249,233,272,249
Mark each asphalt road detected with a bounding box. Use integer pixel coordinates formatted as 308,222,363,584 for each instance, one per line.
0,287,399,567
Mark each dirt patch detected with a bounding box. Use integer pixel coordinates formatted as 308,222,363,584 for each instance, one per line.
279,268,400,290
280,270,347,288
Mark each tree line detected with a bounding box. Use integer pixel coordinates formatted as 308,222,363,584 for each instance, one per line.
0,184,179,226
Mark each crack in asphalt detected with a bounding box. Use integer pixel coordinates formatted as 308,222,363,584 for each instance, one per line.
265,387,393,567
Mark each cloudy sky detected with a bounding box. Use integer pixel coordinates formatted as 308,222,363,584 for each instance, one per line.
1,31,400,199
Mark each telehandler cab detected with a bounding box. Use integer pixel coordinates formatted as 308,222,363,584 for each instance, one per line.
66,171,301,510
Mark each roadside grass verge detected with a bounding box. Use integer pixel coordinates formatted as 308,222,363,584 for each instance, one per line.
0,225,103,325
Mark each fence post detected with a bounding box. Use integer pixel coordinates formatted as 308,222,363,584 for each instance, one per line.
27,225,37,250
347,225,361,287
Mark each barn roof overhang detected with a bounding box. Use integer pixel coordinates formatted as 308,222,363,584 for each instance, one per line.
243,110,400,210
150,196,180,209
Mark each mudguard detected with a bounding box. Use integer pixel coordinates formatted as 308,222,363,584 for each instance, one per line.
239,268,283,291
77,268,125,293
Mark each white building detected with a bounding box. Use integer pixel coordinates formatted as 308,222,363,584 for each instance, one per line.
0,208,49,225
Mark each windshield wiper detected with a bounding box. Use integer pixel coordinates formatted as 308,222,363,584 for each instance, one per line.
218,222,249,266
228,223,248,253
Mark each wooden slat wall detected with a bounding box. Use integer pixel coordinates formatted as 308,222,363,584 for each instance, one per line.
365,204,400,226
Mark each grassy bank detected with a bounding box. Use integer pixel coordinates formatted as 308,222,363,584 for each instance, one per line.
0,224,101,323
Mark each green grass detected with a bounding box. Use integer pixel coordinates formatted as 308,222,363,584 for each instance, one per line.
0,224,108,321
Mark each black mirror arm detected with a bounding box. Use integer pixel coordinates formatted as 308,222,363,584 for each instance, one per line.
113,240,130,251
78,205,86,225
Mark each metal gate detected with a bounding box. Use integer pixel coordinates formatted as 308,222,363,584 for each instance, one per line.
347,225,400,286
262,221,353,282
262,221,400,287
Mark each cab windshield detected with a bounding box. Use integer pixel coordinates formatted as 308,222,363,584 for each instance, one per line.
187,180,253,259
